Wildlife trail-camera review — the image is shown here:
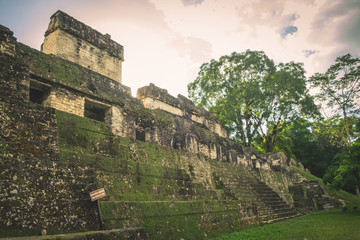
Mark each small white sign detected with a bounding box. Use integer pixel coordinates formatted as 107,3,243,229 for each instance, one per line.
89,188,106,201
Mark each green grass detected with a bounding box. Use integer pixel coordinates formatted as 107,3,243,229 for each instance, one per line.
291,166,323,183
211,208,360,240
212,167,360,240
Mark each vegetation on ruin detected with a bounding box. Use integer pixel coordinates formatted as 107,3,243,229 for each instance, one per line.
189,51,360,195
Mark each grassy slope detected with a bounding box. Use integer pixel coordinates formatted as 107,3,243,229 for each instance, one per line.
211,209,360,240
212,167,360,240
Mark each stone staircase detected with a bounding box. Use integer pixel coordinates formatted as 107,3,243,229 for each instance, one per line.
97,160,300,239
214,165,299,224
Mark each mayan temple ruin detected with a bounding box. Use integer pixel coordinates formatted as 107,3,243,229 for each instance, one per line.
0,10,342,239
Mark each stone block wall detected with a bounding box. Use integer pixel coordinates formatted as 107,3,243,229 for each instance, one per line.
0,25,16,57
0,17,343,239
0,155,100,237
43,86,85,116
137,83,227,138
42,11,124,83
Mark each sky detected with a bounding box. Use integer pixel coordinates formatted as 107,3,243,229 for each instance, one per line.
0,0,359,98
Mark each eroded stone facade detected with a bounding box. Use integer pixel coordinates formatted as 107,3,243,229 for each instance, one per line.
42,11,124,83
0,11,342,239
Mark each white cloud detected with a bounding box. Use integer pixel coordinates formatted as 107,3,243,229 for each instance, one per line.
181,0,204,6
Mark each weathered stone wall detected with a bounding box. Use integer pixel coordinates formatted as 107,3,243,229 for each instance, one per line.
42,11,124,83
137,83,227,138
0,25,16,57
0,97,58,160
254,152,342,212
0,155,100,237
0,17,343,239
43,86,85,116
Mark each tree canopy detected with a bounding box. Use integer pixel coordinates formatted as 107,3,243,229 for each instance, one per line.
188,50,318,149
188,51,360,195
309,53,360,145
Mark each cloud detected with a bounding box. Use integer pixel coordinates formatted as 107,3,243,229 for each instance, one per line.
310,0,360,50
304,0,360,74
343,0,360,49
235,0,300,39
281,25,298,38
302,50,319,58
170,35,212,63
181,0,204,6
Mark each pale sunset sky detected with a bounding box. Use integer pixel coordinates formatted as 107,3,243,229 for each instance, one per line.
0,0,359,98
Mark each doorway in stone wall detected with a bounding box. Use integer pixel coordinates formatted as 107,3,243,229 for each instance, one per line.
29,79,51,105
84,98,110,122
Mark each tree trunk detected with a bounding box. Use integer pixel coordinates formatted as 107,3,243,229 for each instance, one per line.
343,108,351,146
265,137,274,152
245,103,252,146
356,185,360,197
265,123,282,153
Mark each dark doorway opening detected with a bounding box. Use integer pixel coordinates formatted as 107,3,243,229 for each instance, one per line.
136,130,146,142
84,99,110,122
29,80,51,104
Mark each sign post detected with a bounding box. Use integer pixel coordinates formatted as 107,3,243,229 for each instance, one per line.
89,188,106,229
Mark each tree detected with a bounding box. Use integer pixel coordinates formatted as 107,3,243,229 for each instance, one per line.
323,117,360,195
309,53,360,145
188,50,275,146
259,62,319,152
265,117,341,177
188,50,318,149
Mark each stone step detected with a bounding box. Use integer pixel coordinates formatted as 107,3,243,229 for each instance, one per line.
0,228,147,240
261,206,293,215
261,209,297,220
258,204,292,212
227,183,266,189
225,185,276,194
234,194,282,202
254,193,282,199
260,201,289,208
262,213,299,224
259,198,285,204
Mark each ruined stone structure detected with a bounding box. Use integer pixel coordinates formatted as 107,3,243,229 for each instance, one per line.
0,11,341,239
42,11,124,84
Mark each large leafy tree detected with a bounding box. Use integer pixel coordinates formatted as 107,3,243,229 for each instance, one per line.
188,50,275,146
188,50,318,149
322,116,360,195
309,53,360,145
259,62,319,152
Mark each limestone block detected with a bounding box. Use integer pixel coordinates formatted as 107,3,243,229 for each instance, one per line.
262,162,271,170
199,144,210,158
185,135,199,154
141,97,184,116
110,106,136,139
191,114,204,125
289,158,297,167
0,25,16,57
191,114,227,138
210,144,217,159
45,88,84,116
297,162,305,170
237,156,248,167
42,29,122,83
